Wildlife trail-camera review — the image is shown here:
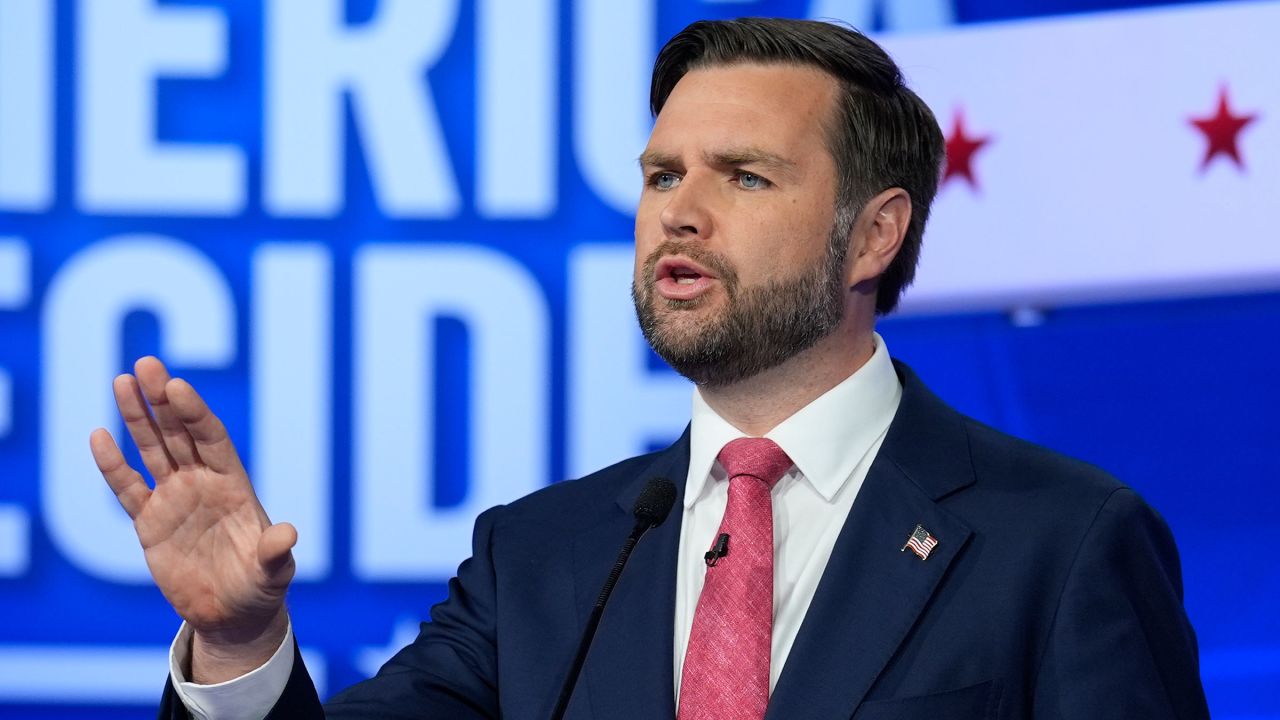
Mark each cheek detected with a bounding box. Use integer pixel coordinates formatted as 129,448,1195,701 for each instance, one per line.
633,231,663,285
730,216,832,284
634,195,664,236
634,191,664,226
633,220,657,266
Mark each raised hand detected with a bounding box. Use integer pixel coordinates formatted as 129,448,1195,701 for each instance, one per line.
89,356,297,682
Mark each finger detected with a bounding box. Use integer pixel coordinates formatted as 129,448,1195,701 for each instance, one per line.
258,523,298,585
165,377,246,476
113,373,177,480
134,356,200,469
90,428,152,519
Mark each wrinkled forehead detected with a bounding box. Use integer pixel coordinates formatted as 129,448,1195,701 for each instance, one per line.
660,62,839,125
647,62,841,167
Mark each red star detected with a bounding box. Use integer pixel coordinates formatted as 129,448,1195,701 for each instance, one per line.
943,109,991,189
1190,86,1257,172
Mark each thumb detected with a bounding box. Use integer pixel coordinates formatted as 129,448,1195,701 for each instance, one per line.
258,522,298,579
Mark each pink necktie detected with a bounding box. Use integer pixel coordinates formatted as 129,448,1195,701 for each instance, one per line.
678,438,793,720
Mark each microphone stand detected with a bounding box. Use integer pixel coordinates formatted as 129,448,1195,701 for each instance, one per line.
549,478,675,720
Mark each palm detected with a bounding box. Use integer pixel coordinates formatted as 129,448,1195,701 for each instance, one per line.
138,467,279,628
90,357,296,637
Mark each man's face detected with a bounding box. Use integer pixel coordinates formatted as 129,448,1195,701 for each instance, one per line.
632,63,851,387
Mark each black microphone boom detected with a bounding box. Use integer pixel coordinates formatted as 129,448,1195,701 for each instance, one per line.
549,477,677,720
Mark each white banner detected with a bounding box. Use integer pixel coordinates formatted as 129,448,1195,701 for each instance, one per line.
885,0,1280,313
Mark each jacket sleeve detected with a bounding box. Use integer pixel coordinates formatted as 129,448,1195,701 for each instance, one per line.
1032,488,1210,719
320,505,504,718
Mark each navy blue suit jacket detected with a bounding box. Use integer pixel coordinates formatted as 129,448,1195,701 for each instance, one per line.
161,362,1209,719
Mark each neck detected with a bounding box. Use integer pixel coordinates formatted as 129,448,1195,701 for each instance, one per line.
698,319,876,436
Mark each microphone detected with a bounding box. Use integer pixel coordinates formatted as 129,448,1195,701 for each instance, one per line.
549,477,677,720
704,533,730,567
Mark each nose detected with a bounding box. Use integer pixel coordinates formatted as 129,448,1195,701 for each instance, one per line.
658,175,714,240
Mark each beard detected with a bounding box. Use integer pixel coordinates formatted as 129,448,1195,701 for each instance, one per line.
631,219,850,388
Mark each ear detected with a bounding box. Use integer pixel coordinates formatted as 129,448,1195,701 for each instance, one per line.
846,187,912,288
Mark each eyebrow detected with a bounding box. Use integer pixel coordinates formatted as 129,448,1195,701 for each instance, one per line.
637,148,798,177
637,150,679,169
705,148,797,175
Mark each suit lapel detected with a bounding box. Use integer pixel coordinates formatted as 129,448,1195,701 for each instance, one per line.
766,363,976,719
571,430,690,720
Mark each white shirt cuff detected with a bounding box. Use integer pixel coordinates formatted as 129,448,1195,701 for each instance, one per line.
168,619,295,720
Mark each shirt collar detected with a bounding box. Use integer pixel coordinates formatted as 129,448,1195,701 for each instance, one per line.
685,333,902,507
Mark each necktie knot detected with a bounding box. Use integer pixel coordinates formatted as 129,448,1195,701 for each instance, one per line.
717,437,792,489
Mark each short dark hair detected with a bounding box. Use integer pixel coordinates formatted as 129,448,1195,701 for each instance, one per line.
650,18,944,314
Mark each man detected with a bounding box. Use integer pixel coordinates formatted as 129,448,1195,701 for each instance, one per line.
91,17,1209,719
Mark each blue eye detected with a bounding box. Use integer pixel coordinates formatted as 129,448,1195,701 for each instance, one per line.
650,172,679,190
737,172,768,189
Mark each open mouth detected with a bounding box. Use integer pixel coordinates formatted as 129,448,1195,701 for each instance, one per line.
671,266,701,285
654,256,717,301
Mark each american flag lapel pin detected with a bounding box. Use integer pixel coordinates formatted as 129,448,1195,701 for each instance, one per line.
901,524,939,561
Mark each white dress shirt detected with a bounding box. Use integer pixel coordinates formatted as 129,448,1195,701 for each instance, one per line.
673,333,901,701
170,619,296,720
171,335,901,717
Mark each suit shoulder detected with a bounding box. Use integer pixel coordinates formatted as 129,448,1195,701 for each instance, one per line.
960,415,1128,506
496,449,669,522
937,414,1183,567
